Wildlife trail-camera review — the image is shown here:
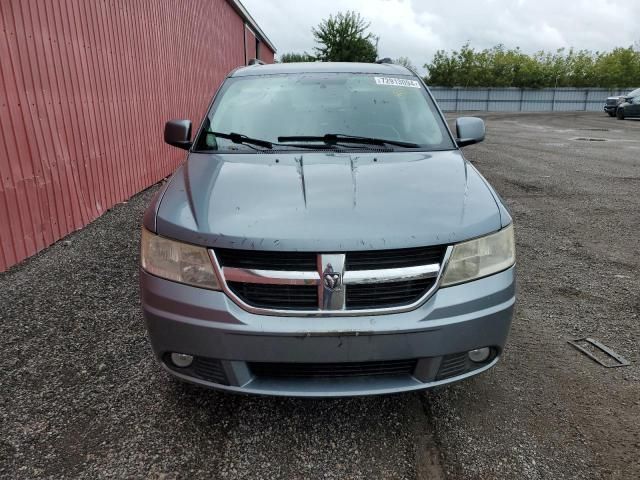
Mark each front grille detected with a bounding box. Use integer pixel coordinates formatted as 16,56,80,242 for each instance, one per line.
216,248,317,271
346,246,446,270
249,359,417,378
606,98,618,106
346,278,436,309
215,245,446,313
227,282,318,310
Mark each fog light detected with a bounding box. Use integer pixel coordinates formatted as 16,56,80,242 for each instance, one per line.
170,352,194,368
468,347,491,363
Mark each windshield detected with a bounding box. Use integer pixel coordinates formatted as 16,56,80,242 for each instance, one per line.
194,73,454,152
627,88,640,97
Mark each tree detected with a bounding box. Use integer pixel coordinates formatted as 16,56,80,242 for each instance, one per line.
279,52,316,63
423,43,640,88
312,11,378,62
395,56,416,71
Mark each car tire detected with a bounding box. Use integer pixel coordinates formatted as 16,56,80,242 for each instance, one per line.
608,111,616,117
616,109,625,120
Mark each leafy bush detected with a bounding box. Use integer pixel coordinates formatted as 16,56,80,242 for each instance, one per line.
424,44,640,88
279,52,316,63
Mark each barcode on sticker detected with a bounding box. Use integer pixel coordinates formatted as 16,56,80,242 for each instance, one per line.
374,77,420,88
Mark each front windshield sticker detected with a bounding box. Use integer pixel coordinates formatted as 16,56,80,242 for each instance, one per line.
374,77,420,88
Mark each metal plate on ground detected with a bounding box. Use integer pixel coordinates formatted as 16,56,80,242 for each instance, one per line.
568,338,630,368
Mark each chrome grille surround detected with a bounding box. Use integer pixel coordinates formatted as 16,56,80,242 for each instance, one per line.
209,247,452,317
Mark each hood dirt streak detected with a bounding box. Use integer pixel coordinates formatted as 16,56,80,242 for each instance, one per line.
154,150,503,251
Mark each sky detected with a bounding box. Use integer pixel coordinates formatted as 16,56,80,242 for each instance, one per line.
242,0,640,73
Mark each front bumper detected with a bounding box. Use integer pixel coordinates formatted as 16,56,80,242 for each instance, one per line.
141,267,515,397
604,105,617,112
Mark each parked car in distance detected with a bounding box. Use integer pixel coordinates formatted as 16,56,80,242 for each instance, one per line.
604,95,623,116
140,61,516,397
616,88,640,120
605,87,640,117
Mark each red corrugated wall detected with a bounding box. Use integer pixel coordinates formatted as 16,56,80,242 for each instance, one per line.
0,0,274,272
260,46,275,64
244,27,256,63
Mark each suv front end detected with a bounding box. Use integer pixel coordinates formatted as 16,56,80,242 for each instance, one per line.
604,96,622,116
140,62,516,397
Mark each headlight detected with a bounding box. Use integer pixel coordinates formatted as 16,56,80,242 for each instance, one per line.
141,228,220,290
441,225,515,286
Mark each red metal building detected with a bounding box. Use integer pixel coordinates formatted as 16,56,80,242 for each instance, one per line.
0,0,275,272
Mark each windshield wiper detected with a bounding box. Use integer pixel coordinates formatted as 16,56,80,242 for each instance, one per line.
207,131,338,151
277,133,420,149
210,131,273,149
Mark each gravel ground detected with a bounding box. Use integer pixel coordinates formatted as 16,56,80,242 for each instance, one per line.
0,187,442,479
1,112,638,479
431,112,640,479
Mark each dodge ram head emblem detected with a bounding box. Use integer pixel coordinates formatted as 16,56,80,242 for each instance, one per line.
323,271,342,290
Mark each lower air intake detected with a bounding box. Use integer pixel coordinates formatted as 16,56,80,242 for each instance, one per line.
249,359,417,378
165,355,229,385
436,352,470,380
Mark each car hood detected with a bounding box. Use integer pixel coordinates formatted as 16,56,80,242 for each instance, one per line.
153,150,505,251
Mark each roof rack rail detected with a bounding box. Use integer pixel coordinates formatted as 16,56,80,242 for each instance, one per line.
248,58,265,66
376,57,393,64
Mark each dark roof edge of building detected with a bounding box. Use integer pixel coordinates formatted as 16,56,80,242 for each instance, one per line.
227,0,277,53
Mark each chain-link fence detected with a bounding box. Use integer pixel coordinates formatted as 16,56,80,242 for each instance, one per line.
429,87,633,112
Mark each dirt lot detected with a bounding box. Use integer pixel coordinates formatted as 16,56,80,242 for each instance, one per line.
1,112,639,479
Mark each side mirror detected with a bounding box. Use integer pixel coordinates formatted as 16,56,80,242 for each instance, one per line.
164,119,192,150
455,117,485,147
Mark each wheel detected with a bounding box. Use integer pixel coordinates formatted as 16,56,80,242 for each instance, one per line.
616,108,625,120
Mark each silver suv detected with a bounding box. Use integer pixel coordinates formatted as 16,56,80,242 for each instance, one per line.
140,62,516,397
